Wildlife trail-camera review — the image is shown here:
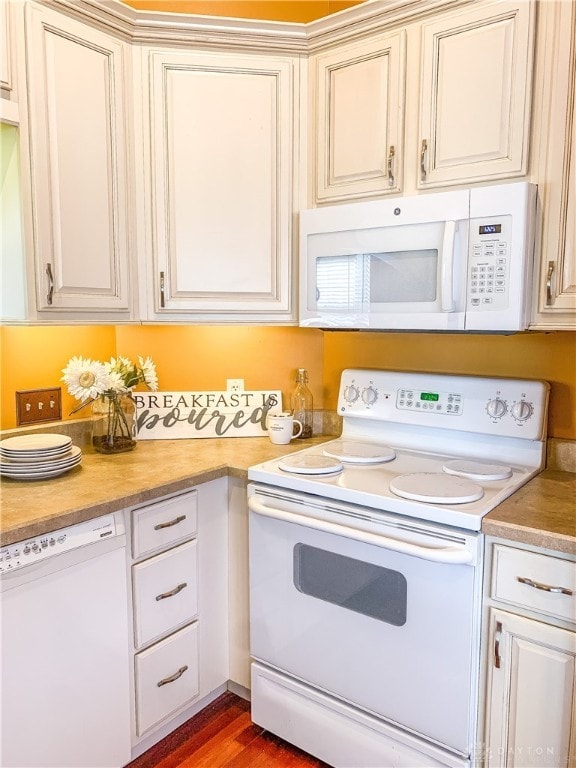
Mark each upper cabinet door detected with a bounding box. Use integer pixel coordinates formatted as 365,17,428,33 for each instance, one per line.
144,50,295,321
1,1,20,126
418,0,535,188
313,32,405,203
25,4,132,316
531,0,576,328
1,1,13,94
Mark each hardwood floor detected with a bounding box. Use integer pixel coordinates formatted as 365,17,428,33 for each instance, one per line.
127,692,330,768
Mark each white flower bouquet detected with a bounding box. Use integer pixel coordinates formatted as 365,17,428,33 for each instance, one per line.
62,356,158,453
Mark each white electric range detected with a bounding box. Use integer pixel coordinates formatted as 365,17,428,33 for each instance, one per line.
247,369,549,768
250,369,549,531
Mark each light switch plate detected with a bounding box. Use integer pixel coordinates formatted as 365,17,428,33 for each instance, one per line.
16,388,62,425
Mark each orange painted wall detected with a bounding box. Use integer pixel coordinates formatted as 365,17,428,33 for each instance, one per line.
324,331,576,441
0,326,324,428
1,325,574,440
114,325,324,411
0,326,117,427
120,0,365,23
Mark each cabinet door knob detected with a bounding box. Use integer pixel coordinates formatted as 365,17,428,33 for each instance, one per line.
160,271,166,309
546,260,555,306
387,145,395,186
420,139,428,181
46,263,54,306
517,576,573,596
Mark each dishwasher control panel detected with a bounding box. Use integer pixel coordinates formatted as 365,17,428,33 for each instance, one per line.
0,514,118,573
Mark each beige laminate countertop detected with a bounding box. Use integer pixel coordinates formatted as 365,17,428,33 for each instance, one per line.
0,436,330,546
482,470,576,555
2,438,574,555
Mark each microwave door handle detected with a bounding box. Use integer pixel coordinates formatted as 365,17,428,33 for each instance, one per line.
440,220,456,312
248,496,473,564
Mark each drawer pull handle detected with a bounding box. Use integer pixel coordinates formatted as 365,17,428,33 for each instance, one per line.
155,582,187,601
157,665,188,687
517,576,573,596
154,515,186,531
494,620,502,669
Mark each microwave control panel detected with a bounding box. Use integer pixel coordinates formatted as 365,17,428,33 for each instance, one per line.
467,215,511,311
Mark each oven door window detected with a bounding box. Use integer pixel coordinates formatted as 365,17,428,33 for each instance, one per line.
294,543,407,626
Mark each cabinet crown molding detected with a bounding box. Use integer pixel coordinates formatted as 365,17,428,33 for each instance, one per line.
38,0,476,52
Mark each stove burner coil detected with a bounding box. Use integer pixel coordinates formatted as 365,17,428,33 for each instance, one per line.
322,440,396,464
278,454,344,475
442,459,513,482
389,472,484,504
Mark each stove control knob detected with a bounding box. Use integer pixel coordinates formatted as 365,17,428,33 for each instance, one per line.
362,386,378,405
343,385,360,404
486,398,507,419
511,400,533,422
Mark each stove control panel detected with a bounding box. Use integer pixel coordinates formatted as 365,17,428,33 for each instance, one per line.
397,389,463,415
338,369,550,440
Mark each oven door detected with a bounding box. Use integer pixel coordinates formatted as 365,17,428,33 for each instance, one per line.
248,486,482,756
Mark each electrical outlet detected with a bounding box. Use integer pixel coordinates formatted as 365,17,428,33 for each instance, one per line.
16,388,62,426
227,379,245,393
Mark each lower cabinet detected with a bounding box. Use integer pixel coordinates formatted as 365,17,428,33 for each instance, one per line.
135,623,200,735
127,479,229,752
482,539,576,768
227,475,251,690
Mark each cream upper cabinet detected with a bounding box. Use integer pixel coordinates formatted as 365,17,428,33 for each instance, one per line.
138,48,296,322
313,32,405,202
23,3,134,320
311,0,535,204
1,1,20,124
531,0,576,329
0,1,10,93
418,0,535,188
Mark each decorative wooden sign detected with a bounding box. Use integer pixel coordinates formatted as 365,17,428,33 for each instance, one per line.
133,380,282,440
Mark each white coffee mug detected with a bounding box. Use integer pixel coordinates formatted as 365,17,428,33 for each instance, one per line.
267,412,303,445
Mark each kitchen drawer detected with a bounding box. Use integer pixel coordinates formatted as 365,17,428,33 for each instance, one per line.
135,622,199,736
133,540,198,648
132,492,197,559
491,544,576,624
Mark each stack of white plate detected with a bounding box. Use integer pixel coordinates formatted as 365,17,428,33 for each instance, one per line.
0,434,82,481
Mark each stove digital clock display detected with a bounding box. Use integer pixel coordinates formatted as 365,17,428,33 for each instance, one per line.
420,392,439,402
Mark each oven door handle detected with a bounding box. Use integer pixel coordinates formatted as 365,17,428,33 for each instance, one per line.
248,497,473,564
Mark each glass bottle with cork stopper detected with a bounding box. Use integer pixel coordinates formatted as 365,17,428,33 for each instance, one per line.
291,368,313,439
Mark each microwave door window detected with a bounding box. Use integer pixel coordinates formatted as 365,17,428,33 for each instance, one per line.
316,254,368,312
369,250,438,305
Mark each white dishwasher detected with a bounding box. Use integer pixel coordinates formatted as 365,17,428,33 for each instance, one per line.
0,513,131,768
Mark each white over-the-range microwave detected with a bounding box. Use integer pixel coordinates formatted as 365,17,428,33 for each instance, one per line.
299,181,537,332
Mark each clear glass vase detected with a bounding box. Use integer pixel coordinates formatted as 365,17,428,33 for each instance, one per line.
91,392,137,454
